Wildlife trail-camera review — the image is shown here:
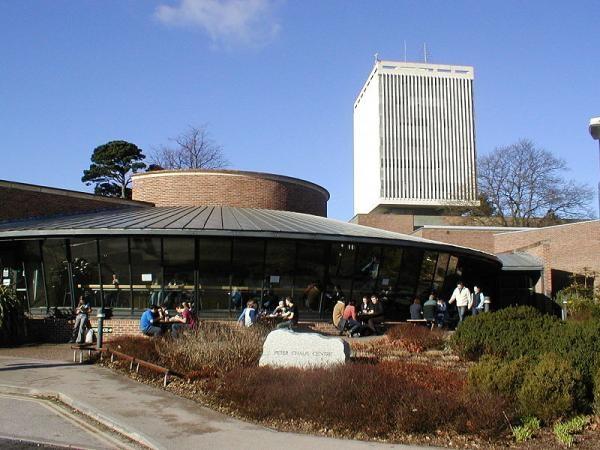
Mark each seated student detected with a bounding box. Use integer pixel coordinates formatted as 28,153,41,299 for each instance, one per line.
409,298,423,320
423,294,438,324
238,300,258,327
171,303,196,337
342,299,362,337
140,304,162,337
277,297,298,330
365,294,385,334
359,295,371,315
332,298,346,334
435,297,448,327
271,300,287,317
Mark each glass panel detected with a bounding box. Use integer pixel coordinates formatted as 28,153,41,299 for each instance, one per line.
294,241,327,312
163,238,195,310
419,251,438,282
198,237,231,310
130,237,162,309
435,253,450,283
264,240,296,310
353,244,382,297
396,248,422,302
230,239,264,310
377,246,403,302
327,242,356,304
42,239,70,308
98,238,132,309
447,256,459,276
20,241,46,309
70,238,101,307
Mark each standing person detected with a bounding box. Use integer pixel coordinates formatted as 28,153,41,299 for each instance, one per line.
139,304,162,337
70,298,91,344
238,300,258,327
230,288,242,310
277,297,298,330
449,281,471,324
435,297,448,327
472,285,485,316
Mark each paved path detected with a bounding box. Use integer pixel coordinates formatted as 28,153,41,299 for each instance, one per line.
0,355,434,450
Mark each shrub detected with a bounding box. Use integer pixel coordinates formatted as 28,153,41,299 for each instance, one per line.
107,336,161,364
155,321,269,375
468,355,532,399
0,286,28,346
593,366,600,414
386,324,445,353
553,415,590,448
512,416,540,443
218,361,513,439
450,306,561,361
518,353,583,422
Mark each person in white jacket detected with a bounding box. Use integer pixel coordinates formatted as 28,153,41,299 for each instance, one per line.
448,281,471,324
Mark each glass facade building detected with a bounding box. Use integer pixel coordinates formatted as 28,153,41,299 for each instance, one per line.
0,207,501,320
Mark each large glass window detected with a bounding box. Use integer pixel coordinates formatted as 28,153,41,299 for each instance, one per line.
42,239,70,307
327,242,356,301
416,251,438,299
264,240,295,310
163,238,195,310
198,237,231,310
19,241,46,309
230,239,265,310
432,253,450,293
294,241,327,311
377,246,403,300
396,248,422,302
130,237,162,309
98,238,132,309
70,238,100,307
353,244,382,297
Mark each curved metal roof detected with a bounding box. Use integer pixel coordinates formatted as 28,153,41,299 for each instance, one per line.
0,206,500,264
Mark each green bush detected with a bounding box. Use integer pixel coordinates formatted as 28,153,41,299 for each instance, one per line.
512,416,540,443
593,366,600,414
450,306,561,361
0,285,27,346
553,415,590,448
468,355,532,399
518,353,583,422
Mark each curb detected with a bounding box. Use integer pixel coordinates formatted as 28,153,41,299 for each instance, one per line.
0,384,161,450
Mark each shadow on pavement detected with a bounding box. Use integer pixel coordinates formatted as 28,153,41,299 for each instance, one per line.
0,362,78,372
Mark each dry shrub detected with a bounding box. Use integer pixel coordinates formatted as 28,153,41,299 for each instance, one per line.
219,360,512,439
107,336,162,364
386,324,445,353
155,321,270,376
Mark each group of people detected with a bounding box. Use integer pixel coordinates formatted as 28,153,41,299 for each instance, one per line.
139,302,197,338
237,296,299,330
332,294,384,337
409,281,490,327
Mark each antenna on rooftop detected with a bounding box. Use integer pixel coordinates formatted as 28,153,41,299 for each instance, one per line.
423,43,428,63
404,40,407,62
374,52,379,63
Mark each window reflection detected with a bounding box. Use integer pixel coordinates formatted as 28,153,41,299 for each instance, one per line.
295,241,326,311
130,237,162,309
264,240,295,310
70,238,100,307
42,239,70,307
163,238,195,310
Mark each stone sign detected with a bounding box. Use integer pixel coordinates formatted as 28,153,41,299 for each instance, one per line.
259,329,350,368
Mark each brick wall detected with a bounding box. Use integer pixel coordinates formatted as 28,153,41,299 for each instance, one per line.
352,213,416,234
132,170,329,217
412,228,499,253
0,182,150,222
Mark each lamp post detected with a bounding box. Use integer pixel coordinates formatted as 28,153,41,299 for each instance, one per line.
589,117,600,218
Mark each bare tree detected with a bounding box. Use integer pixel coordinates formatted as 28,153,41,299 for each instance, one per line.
151,125,229,170
478,139,594,227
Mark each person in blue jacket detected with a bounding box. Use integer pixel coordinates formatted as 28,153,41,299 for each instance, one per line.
140,304,162,337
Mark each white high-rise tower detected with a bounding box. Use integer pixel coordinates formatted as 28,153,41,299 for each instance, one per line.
353,60,479,215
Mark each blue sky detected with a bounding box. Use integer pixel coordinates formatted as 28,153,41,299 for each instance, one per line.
1,0,598,220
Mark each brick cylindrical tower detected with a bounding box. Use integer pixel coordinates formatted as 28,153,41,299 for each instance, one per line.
132,169,329,217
